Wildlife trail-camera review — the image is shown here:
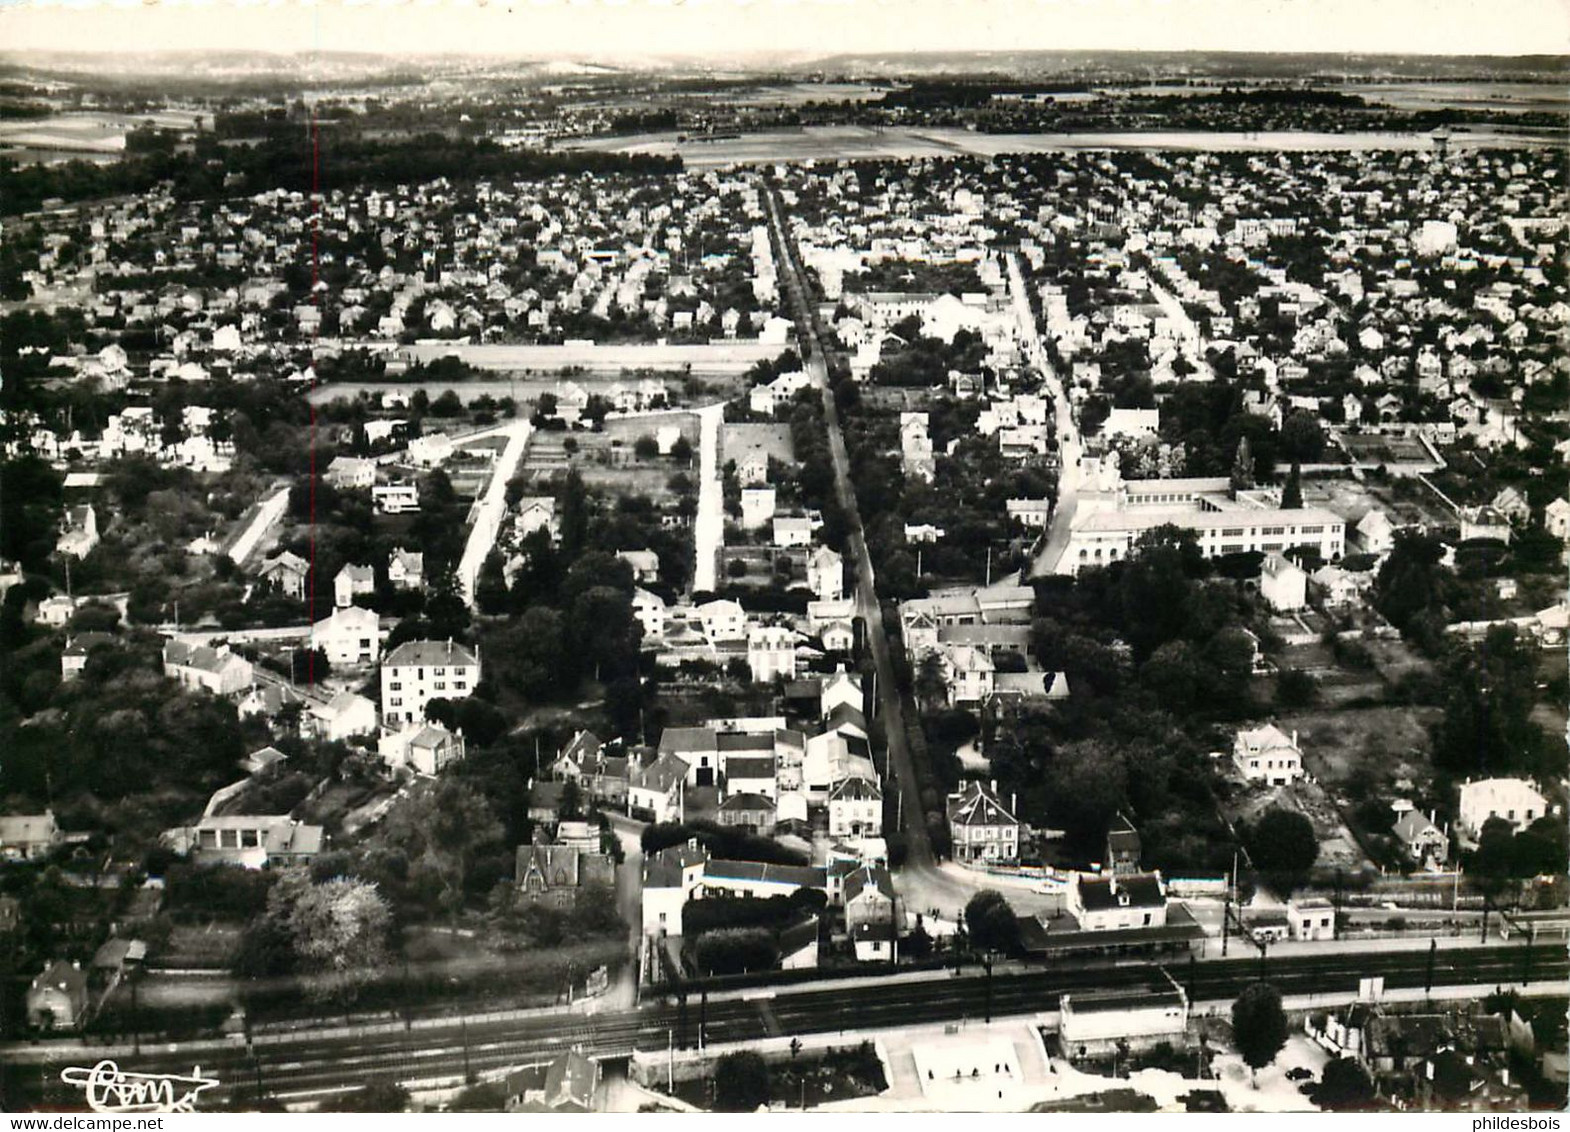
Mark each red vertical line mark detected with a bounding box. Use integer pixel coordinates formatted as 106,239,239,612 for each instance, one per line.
308,108,321,684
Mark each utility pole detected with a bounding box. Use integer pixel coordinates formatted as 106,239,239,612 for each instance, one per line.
983,952,994,1025
461,1017,472,1083
1424,937,1437,998
1520,924,1535,987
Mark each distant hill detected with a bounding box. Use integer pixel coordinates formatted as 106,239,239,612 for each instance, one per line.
0,47,1564,87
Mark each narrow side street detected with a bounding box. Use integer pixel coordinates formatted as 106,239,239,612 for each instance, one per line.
457,417,532,605
1006,252,1083,579
692,402,726,594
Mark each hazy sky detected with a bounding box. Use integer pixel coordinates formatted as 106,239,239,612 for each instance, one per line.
2,0,1568,60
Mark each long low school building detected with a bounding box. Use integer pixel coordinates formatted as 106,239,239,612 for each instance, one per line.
1060,503,1346,573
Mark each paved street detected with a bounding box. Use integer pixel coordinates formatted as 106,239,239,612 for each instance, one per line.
692,402,725,593
457,417,531,605
1005,252,1083,579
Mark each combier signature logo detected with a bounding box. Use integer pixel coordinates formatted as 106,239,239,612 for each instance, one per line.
60,1059,220,1113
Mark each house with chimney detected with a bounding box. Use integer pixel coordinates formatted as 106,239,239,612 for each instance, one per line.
380,638,481,727
1392,804,1449,869
258,550,309,601
163,638,254,695
515,831,615,910
1233,722,1304,786
379,721,466,777
1067,872,1168,932
552,731,631,808
946,781,1020,864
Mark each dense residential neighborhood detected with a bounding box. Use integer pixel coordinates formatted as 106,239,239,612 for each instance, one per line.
0,35,1566,1118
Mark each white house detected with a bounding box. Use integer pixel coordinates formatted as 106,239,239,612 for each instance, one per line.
304,691,378,743
631,588,668,641
628,752,688,823
939,644,995,706
162,638,253,695
381,639,481,727
1233,723,1304,786
641,843,708,938
334,564,375,608
1457,777,1547,841
1067,872,1168,932
747,624,798,682
309,604,381,667
379,721,466,777
1545,497,1570,541
696,599,746,643
616,549,660,584
1355,509,1396,554
773,516,814,548
828,776,883,838
56,505,100,560
1260,553,1308,612
388,547,425,590
807,545,845,602
820,667,863,718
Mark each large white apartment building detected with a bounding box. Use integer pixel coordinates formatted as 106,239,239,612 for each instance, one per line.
381,639,482,727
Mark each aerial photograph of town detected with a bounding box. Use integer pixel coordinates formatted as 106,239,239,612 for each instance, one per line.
0,0,1566,1117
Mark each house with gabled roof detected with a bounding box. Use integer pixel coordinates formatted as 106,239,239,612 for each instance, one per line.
628,752,687,823
304,691,377,743
1233,722,1303,786
946,781,1019,864
1068,872,1168,932
388,547,425,590
504,1050,601,1113
163,638,254,695
828,776,882,838
56,504,99,560
259,550,309,600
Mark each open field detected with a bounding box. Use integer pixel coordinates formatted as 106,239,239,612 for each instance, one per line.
1274,704,1440,788
1343,81,1570,115
559,124,1558,168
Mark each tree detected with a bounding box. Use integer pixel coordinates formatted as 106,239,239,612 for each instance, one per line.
1280,412,1325,463
261,870,392,1002
963,890,1021,955
1281,461,1303,509
291,647,330,685
1248,809,1319,897
1430,625,1547,779
1231,982,1288,1084
713,1050,771,1112
1230,435,1255,493
633,434,660,460
380,778,504,917
915,652,948,710
1373,531,1456,642
1312,1058,1376,1111
671,435,694,463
